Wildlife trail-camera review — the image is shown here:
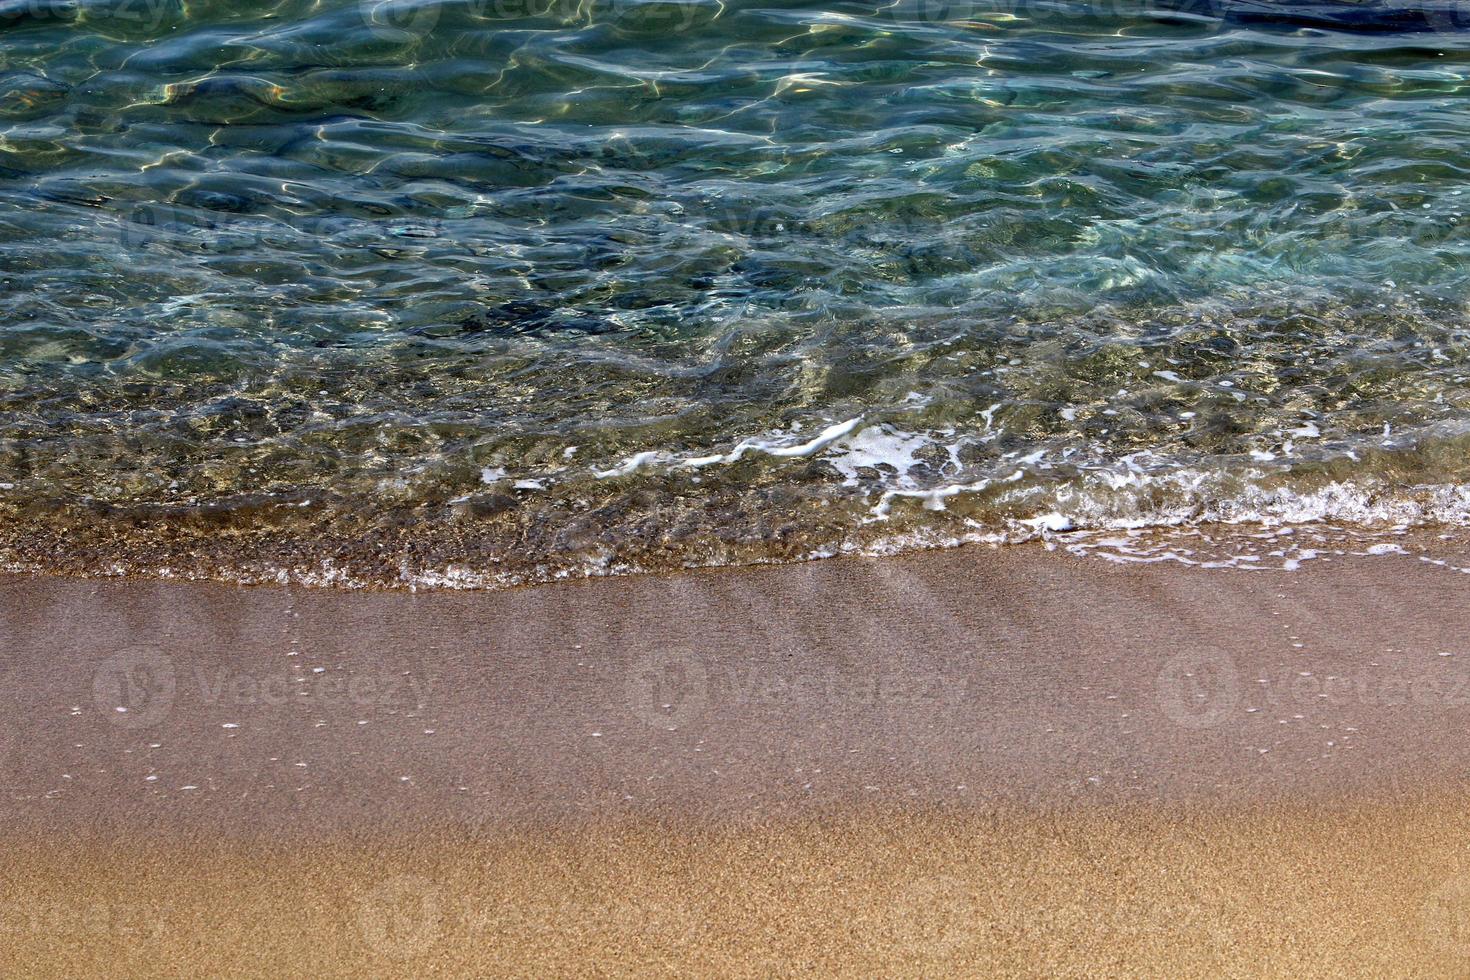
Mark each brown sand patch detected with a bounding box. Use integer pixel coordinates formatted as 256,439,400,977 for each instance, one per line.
3,801,1469,977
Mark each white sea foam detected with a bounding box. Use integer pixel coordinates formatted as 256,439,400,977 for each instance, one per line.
873,478,993,519
1020,513,1076,532
597,418,866,478
828,425,936,487
594,450,665,479
406,407,1470,589
686,416,864,468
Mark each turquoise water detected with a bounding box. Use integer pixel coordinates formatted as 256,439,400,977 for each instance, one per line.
4,0,1470,584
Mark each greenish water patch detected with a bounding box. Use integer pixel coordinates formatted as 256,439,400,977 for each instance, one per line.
4,0,1470,585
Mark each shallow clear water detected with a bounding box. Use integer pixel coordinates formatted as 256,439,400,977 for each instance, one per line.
5,0,1470,585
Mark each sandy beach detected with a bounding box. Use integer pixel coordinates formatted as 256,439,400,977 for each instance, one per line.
5,538,1470,974
15,0,1470,973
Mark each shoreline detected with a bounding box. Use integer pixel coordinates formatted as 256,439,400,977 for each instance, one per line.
7,541,1470,970
5,483,1470,590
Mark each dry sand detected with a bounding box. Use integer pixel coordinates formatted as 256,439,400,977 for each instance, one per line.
4,537,1470,974
5,800,1470,977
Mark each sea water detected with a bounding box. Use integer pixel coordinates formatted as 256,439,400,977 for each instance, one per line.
4,0,1470,585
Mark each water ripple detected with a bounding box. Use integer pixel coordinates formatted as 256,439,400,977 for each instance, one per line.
5,0,1470,583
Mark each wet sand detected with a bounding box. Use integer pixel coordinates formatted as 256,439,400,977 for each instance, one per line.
5,537,1470,973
